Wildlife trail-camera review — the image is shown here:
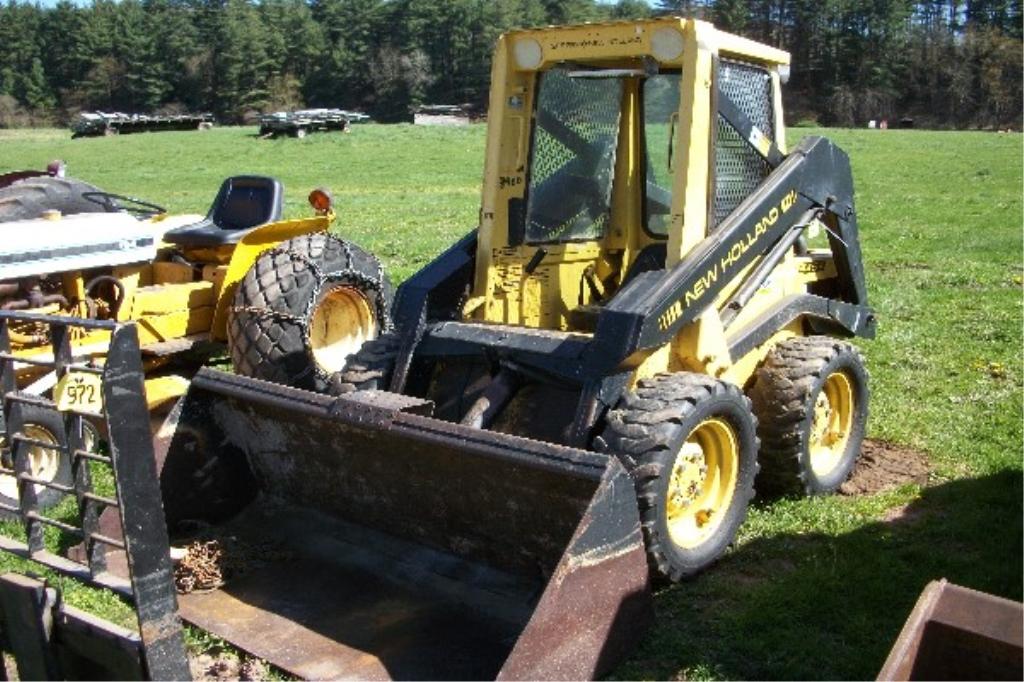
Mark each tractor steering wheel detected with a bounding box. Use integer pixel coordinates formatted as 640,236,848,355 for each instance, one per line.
82,191,167,218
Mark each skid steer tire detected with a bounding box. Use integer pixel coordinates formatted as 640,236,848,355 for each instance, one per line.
596,373,759,582
228,232,393,393
0,400,74,514
0,177,107,223
749,336,869,497
332,332,401,393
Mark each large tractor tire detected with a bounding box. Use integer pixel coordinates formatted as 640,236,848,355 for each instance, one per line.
0,176,108,223
0,401,73,514
333,332,401,393
748,336,869,496
228,232,393,393
596,373,759,582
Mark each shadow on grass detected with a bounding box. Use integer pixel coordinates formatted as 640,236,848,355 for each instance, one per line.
612,469,1023,680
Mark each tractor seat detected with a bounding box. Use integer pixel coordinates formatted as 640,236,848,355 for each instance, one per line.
164,176,284,248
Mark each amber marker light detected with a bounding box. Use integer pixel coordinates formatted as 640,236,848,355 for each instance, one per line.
308,187,334,215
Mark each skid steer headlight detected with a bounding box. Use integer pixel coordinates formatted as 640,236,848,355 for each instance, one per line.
308,188,333,215
778,64,791,84
514,38,543,70
651,27,684,62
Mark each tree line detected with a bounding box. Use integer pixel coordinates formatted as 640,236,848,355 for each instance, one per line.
0,0,1019,128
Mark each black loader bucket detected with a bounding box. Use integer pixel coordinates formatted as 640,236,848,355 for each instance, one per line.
156,368,652,680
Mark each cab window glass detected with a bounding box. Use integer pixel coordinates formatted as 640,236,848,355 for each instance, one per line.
524,69,624,244
643,73,681,237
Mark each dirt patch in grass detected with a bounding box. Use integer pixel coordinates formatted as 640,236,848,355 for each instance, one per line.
190,653,269,681
840,439,931,496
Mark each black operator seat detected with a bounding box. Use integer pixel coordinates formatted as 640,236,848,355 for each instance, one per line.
163,175,284,248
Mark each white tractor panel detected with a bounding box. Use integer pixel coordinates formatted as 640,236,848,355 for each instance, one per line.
0,212,164,280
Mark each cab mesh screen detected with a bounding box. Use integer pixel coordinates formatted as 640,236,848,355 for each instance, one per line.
714,60,774,227
525,69,623,243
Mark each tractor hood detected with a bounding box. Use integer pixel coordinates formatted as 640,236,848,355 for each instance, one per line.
0,212,170,280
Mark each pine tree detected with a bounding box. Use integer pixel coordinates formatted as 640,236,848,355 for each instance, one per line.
21,57,56,111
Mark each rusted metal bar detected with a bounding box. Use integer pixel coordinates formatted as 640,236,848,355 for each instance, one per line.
460,367,521,428
0,312,188,679
24,513,83,537
0,573,147,680
0,573,62,680
103,325,189,680
879,579,1023,681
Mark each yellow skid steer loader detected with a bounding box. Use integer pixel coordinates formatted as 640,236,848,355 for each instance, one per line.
0,16,876,681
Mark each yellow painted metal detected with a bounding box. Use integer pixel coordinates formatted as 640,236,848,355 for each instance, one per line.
210,214,332,341
54,371,104,416
667,20,715,266
502,17,789,73
151,261,194,284
131,307,214,348
175,244,236,266
666,417,739,549
607,76,642,258
722,320,801,387
60,271,86,304
713,29,791,66
143,374,192,410
485,242,610,329
128,281,215,317
308,287,377,374
111,265,149,322
809,371,854,476
673,308,732,376
771,71,787,153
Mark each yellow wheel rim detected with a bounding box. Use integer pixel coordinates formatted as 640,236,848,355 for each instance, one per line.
666,418,739,549
309,287,377,374
809,371,854,477
0,423,61,500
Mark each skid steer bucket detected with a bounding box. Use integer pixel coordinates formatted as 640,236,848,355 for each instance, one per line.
878,580,1023,681
156,368,652,680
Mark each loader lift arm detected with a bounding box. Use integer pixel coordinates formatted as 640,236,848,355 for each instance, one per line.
592,134,875,375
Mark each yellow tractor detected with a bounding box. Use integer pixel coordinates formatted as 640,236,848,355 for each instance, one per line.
1,176,390,511
0,16,875,681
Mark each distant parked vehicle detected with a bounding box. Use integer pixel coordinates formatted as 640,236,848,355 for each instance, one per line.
71,112,215,138
258,108,370,138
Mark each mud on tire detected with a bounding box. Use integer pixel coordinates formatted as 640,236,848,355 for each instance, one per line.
748,335,869,497
596,373,759,582
228,232,393,393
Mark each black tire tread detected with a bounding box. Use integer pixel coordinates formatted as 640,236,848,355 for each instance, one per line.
0,398,72,511
333,332,401,393
228,232,392,393
596,372,759,582
0,177,106,223
748,335,867,496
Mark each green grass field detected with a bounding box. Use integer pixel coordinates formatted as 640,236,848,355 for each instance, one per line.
1,125,1021,679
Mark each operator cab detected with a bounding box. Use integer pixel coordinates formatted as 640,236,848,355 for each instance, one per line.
471,23,782,333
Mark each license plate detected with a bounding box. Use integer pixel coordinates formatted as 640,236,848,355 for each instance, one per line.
54,371,104,416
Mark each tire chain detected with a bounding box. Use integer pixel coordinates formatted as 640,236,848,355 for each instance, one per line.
230,233,392,385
